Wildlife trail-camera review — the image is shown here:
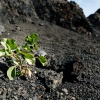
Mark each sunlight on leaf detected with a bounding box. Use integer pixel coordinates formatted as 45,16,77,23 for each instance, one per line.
6,39,18,51
25,33,38,45
0,49,5,57
7,66,16,80
20,51,35,65
38,56,47,66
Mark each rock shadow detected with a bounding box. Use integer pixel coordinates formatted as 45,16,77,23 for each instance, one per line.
50,59,85,83
0,62,9,78
61,60,84,83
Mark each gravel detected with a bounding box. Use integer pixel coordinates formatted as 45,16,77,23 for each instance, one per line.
0,19,99,100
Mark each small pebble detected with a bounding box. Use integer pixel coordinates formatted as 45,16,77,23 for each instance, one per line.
60,93,63,96
0,32,2,35
35,50,47,56
29,98,32,100
13,96,18,100
15,26,21,31
39,23,44,26
71,97,76,100
0,25,6,33
7,33,11,36
62,88,68,94
32,21,36,25
32,95,38,100
70,88,75,93
31,83,36,87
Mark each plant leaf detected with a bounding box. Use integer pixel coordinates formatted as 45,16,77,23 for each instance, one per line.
25,33,38,45
7,66,16,80
22,45,31,52
13,59,19,65
0,49,5,57
6,39,18,51
38,56,47,66
34,43,38,50
20,51,35,65
5,44,12,55
25,53,35,65
30,33,38,43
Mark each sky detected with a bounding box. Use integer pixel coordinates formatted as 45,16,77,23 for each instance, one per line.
68,0,100,17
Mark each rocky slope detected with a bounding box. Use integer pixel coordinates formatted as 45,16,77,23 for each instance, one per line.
88,9,100,38
88,9,100,29
33,0,93,33
0,0,100,100
0,0,38,24
0,0,92,33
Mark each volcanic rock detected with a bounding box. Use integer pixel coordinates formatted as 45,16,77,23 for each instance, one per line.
37,69,63,91
33,0,92,33
88,9,100,39
0,0,38,24
0,0,92,33
88,9,100,30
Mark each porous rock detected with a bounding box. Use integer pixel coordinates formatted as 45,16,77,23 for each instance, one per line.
37,69,63,90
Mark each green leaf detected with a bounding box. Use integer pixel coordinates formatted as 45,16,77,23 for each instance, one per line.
38,56,47,66
16,70,24,76
0,49,5,57
25,57,35,65
5,44,11,55
25,54,35,65
34,43,38,50
6,59,14,65
1,38,18,53
13,59,19,65
20,51,35,65
30,33,38,43
22,45,31,52
6,39,18,51
25,33,38,45
7,66,16,80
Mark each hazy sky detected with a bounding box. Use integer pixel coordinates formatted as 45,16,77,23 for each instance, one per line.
68,0,100,17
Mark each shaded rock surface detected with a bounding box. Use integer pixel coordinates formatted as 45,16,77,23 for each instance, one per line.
0,0,92,33
37,69,63,91
88,8,100,39
0,0,38,24
33,0,92,33
88,9,100,30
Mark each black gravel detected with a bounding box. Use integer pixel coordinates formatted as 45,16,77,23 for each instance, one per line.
0,20,99,100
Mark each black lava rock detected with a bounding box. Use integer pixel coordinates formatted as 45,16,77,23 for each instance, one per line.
33,0,92,33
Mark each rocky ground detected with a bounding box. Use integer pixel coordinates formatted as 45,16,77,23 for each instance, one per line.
0,0,100,100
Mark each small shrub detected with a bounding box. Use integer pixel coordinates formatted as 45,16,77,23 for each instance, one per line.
0,33,47,80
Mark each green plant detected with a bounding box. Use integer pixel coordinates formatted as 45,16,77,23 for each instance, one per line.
0,33,47,80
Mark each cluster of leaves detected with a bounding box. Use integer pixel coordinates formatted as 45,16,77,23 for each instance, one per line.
0,33,47,80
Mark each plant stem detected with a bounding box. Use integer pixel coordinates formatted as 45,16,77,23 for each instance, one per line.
11,52,23,70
